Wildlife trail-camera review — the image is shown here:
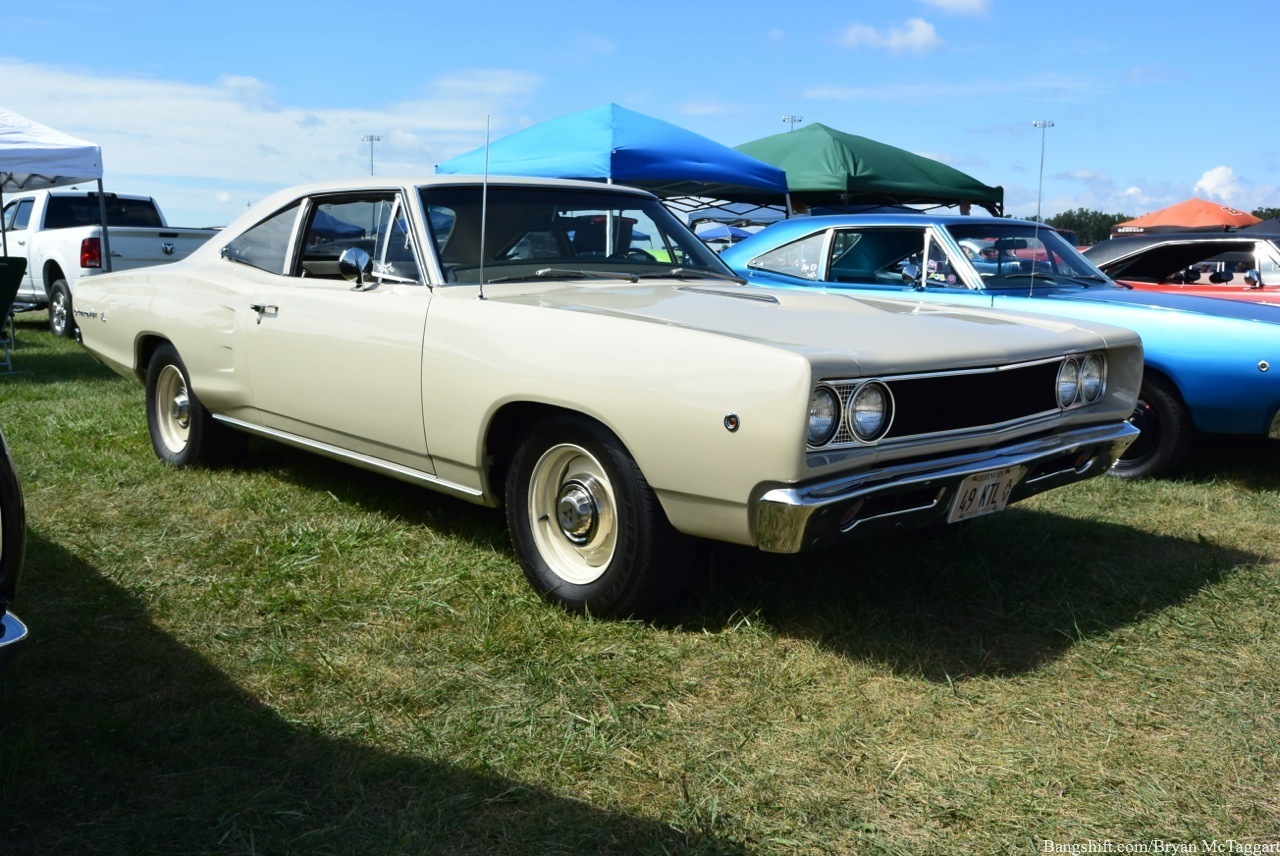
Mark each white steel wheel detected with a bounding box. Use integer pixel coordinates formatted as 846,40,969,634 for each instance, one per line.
153,362,192,457
505,416,692,618
527,442,619,585
144,343,245,468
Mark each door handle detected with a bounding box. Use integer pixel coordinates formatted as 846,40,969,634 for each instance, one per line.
249,303,278,324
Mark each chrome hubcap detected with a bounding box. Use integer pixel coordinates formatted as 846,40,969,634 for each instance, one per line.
171,393,191,429
556,478,600,545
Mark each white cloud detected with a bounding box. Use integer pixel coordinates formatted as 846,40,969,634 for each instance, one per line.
1064,169,1112,186
1194,165,1243,201
838,19,944,55
0,58,543,226
920,0,989,14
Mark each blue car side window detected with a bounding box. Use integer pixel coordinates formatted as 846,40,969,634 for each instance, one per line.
749,233,826,280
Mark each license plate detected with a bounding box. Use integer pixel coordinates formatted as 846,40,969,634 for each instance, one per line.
947,465,1025,523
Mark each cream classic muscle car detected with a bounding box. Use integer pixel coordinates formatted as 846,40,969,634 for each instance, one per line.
74,176,1142,616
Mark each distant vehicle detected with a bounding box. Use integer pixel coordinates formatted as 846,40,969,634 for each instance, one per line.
0,188,218,337
0,424,27,670
74,176,1141,616
720,213,1280,479
1083,231,1280,305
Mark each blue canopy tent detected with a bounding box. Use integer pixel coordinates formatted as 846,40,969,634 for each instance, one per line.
435,104,790,208
695,223,754,243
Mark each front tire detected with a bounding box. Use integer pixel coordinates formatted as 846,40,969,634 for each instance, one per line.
145,343,245,467
505,416,691,617
1110,375,1193,479
48,279,77,339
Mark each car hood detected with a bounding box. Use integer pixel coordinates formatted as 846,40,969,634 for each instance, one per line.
1053,287,1280,323
489,282,1126,375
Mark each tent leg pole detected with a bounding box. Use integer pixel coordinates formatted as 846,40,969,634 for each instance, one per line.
96,179,113,273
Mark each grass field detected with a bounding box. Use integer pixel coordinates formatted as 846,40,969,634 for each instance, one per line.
2,313,1279,854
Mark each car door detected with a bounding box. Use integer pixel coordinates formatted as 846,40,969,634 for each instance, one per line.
1,198,37,300
227,192,435,474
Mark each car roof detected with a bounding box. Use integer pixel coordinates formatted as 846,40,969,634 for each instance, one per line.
1084,231,1280,270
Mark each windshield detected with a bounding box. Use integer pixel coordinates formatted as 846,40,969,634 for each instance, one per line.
947,222,1115,289
419,184,733,284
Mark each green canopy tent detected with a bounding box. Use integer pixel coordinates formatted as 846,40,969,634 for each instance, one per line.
735,123,1003,216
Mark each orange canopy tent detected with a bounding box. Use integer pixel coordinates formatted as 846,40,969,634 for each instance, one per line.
1112,198,1261,236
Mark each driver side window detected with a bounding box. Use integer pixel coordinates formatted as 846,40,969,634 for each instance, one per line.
297,195,422,285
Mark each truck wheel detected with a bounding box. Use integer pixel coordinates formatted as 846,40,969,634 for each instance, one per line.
48,279,77,338
1110,375,1193,479
145,343,245,467
505,416,691,617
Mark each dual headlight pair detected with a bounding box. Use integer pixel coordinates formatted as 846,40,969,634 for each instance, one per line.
1057,353,1106,409
807,381,891,447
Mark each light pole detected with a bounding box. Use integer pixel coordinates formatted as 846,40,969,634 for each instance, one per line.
1033,120,1053,221
781,114,804,132
362,134,381,175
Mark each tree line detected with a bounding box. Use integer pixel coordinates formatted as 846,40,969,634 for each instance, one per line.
1026,207,1280,246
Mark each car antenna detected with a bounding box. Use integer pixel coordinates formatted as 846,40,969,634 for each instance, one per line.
478,114,490,301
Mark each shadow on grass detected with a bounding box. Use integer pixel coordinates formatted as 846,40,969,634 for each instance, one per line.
1180,433,1280,491
242,443,1262,684
0,317,120,384
0,534,737,855
680,507,1258,681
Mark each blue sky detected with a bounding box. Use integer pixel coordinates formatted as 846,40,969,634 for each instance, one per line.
5,0,1277,228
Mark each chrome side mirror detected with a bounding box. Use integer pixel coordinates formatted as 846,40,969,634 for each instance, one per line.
901,263,922,287
1245,268,1263,288
339,247,374,290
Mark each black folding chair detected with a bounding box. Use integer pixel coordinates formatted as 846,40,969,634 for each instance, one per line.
0,257,28,373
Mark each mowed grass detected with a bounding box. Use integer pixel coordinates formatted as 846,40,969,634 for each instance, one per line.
2,312,1279,854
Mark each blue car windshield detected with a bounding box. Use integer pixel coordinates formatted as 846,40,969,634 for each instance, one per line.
947,223,1116,290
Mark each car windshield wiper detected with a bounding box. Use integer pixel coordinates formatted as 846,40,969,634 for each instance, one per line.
486,268,639,284
638,267,746,284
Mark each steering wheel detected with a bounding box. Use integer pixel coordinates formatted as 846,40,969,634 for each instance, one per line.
610,249,655,261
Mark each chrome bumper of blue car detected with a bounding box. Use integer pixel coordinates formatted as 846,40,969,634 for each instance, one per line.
754,422,1139,554
0,611,28,670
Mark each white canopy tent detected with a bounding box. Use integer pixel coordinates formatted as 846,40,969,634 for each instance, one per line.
0,106,109,262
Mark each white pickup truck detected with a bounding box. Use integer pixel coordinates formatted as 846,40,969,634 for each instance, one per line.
1,188,217,336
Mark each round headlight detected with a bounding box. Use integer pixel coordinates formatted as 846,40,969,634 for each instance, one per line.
1057,358,1081,408
849,382,891,442
1080,354,1105,402
808,386,840,446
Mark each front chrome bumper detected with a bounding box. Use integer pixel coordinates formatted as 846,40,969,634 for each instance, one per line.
0,611,28,670
754,421,1139,553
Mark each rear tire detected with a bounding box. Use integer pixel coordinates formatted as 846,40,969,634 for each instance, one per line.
505,416,691,617
145,343,245,467
48,279,77,339
1110,375,1193,479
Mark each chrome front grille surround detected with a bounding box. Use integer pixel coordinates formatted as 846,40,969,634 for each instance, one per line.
809,353,1107,450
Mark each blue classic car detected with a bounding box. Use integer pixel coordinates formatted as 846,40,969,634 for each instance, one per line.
1,423,27,668
720,214,1280,478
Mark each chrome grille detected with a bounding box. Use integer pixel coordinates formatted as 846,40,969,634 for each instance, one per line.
817,356,1089,449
